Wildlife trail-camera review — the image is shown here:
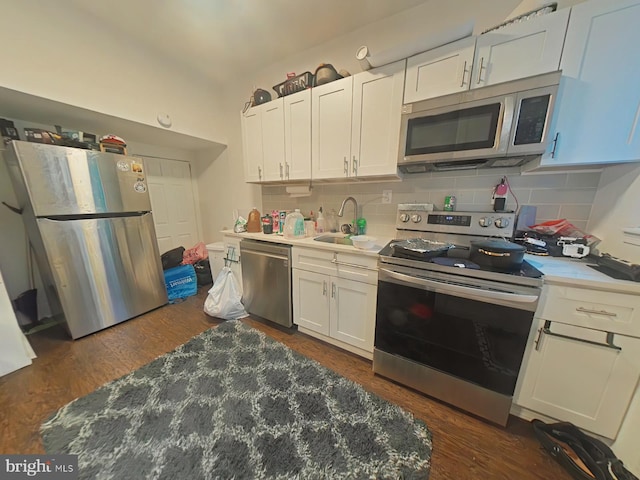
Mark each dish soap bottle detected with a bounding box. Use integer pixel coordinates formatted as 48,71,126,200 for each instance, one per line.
247,207,261,232
284,209,305,239
316,207,326,234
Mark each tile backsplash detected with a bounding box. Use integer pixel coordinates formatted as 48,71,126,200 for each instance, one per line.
262,168,602,238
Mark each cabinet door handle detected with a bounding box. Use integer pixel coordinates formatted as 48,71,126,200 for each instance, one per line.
323,280,327,296
534,327,544,351
285,163,290,179
331,258,378,271
279,163,283,178
576,306,617,317
352,156,358,176
343,156,348,176
476,57,484,85
460,60,467,87
331,282,336,298
550,132,559,158
540,320,621,351
258,165,262,180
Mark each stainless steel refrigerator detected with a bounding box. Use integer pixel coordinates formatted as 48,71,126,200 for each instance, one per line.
4,141,168,339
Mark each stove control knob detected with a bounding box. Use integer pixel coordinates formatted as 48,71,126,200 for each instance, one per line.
495,217,510,228
399,213,410,223
479,217,493,227
411,214,422,223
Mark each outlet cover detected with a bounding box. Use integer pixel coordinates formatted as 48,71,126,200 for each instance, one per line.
382,190,392,204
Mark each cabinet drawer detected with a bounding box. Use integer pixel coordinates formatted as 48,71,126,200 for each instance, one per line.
538,285,640,337
292,248,335,275
334,252,378,285
292,247,378,285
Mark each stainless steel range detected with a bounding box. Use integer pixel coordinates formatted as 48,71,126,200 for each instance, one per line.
373,204,543,426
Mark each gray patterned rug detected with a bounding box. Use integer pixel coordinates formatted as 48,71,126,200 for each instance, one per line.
41,320,432,479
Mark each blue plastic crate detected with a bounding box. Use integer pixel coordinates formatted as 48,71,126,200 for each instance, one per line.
164,264,197,302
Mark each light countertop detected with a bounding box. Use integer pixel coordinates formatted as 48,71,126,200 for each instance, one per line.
524,254,640,295
221,230,640,294
221,230,391,257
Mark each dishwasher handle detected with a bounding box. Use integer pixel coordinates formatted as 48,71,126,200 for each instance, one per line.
240,239,291,259
240,248,288,261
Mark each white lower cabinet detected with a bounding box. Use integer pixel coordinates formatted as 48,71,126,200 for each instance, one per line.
292,247,377,358
514,285,640,440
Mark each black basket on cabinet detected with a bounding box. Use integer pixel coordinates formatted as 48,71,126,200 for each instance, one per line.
273,71,313,97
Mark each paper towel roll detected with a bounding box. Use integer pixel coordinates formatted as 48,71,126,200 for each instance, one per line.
356,20,474,70
286,185,312,197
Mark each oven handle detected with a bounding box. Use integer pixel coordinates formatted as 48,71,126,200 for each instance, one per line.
379,268,538,305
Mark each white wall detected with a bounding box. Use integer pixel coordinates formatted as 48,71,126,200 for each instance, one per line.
193,93,261,243
1,1,227,144
587,163,640,261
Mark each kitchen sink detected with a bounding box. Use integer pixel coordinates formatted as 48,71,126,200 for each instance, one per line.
313,234,353,246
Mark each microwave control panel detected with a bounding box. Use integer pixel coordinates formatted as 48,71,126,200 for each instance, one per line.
514,94,551,145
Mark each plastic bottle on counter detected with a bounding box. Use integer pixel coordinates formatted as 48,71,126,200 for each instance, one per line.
271,210,280,234
356,217,367,235
316,207,326,234
284,209,305,239
247,207,261,232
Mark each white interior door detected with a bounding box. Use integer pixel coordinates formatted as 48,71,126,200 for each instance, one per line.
145,157,200,255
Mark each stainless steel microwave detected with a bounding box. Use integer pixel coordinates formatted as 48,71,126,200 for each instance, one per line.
398,71,561,173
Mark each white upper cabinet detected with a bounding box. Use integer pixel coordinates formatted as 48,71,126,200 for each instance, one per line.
283,89,312,181
261,98,286,181
537,0,640,167
403,11,568,103
312,76,354,180
404,37,476,103
351,60,405,177
313,61,405,180
473,9,569,89
241,98,287,182
240,106,264,182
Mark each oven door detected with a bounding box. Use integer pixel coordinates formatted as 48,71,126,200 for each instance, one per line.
375,266,537,397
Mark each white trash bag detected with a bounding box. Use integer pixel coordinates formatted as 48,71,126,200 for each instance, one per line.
204,267,248,320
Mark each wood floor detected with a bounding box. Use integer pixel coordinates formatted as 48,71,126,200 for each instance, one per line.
0,288,571,479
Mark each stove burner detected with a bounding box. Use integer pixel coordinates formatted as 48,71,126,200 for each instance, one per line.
379,240,543,281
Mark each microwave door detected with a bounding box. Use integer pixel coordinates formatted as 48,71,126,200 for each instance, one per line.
401,96,514,165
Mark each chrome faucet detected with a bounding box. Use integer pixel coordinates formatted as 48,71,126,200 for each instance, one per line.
337,196,358,234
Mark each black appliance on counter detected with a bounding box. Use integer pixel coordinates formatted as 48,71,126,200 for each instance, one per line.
373,204,543,426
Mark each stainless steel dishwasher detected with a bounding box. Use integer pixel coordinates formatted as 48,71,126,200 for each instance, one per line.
239,239,292,328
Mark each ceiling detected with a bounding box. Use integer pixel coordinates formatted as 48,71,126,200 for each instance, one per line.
64,0,432,84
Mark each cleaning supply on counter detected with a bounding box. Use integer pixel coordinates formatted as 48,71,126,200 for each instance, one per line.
356,217,367,235
271,210,280,234
283,209,305,239
247,207,261,233
316,207,326,234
